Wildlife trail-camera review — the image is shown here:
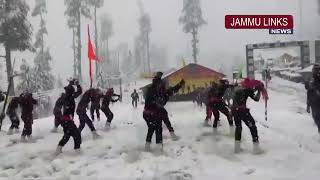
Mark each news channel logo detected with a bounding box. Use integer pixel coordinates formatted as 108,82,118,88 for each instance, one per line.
269,29,293,34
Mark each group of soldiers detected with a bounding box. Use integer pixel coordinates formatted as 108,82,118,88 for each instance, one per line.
53,79,121,154
193,78,267,154
1,64,319,155
0,91,38,141
141,71,267,154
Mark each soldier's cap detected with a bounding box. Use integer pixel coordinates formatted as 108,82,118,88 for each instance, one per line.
154,72,163,79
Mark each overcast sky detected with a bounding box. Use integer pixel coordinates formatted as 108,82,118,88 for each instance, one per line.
2,0,320,81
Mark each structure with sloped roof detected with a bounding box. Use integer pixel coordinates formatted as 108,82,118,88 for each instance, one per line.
140,63,226,101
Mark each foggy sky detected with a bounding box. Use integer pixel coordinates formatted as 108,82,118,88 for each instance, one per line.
2,0,320,82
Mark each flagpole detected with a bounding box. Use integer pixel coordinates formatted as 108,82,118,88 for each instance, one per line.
90,59,93,88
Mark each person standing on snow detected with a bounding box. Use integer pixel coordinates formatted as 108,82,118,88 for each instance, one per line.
131,89,139,108
306,64,320,136
51,93,65,133
152,72,183,141
101,88,120,130
6,96,21,135
77,88,100,139
19,92,38,142
232,78,267,154
56,79,82,155
90,88,102,122
143,75,185,152
206,79,234,134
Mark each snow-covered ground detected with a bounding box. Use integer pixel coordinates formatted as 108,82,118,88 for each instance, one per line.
0,77,320,180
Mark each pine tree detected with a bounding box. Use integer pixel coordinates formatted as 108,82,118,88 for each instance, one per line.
17,59,37,93
64,0,92,82
88,0,104,77
99,13,113,84
137,1,152,73
100,13,113,64
179,0,207,64
31,0,55,92
0,0,33,95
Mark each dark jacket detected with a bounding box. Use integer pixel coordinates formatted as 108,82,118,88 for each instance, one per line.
131,92,139,101
53,94,65,115
77,89,94,112
232,87,260,108
63,84,82,117
101,92,120,109
6,97,20,115
20,93,37,117
91,90,103,109
307,80,320,108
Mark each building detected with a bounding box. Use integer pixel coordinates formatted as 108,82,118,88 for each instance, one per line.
140,63,226,101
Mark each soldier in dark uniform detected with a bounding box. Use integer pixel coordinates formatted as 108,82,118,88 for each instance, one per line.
90,88,102,121
306,64,320,136
232,78,267,154
77,88,100,139
143,75,185,152
206,80,233,134
153,72,182,141
131,89,139,108
56,79,82,155
6,96,20,135
20,92,38,142
51,93,65,133
101,88,120,130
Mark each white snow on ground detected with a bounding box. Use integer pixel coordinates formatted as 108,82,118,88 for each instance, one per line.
0,77,320,180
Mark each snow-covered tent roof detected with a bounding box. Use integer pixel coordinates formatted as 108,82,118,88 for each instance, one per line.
298,65,313,73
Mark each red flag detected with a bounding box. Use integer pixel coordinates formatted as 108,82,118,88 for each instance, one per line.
87,25,98,83
88,25,97,61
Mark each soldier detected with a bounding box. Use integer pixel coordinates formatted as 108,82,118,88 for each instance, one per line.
6,96,20,135
20,92,38,142
306,64,320,136
51,93,65,133
56,79,82,155
144,75,185,152
232,78,267,154
101,88,120,130
153,72,182,141
131,89,139,108
77,88,100,139
90,88,102,121
206,80,233,134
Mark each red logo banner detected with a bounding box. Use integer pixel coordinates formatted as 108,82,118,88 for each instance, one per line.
225,15,293,29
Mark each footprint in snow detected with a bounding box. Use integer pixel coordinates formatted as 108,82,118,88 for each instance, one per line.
244,168,256,175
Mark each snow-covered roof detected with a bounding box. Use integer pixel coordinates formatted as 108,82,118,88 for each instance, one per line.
280,71,302,77
298,65,313,73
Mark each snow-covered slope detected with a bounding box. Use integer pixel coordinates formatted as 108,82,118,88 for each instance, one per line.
0,77,319,180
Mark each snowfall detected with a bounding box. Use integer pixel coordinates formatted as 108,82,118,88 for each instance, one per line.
0,76,320,180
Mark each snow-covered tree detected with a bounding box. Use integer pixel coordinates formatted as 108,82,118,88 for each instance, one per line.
17,59,37,93
64,0,92,82
100,13,113,64
134,36,145,72
137,1,152,73
179,0,207,64
0,0,33,95
88,0,104,76
31,0,55,92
